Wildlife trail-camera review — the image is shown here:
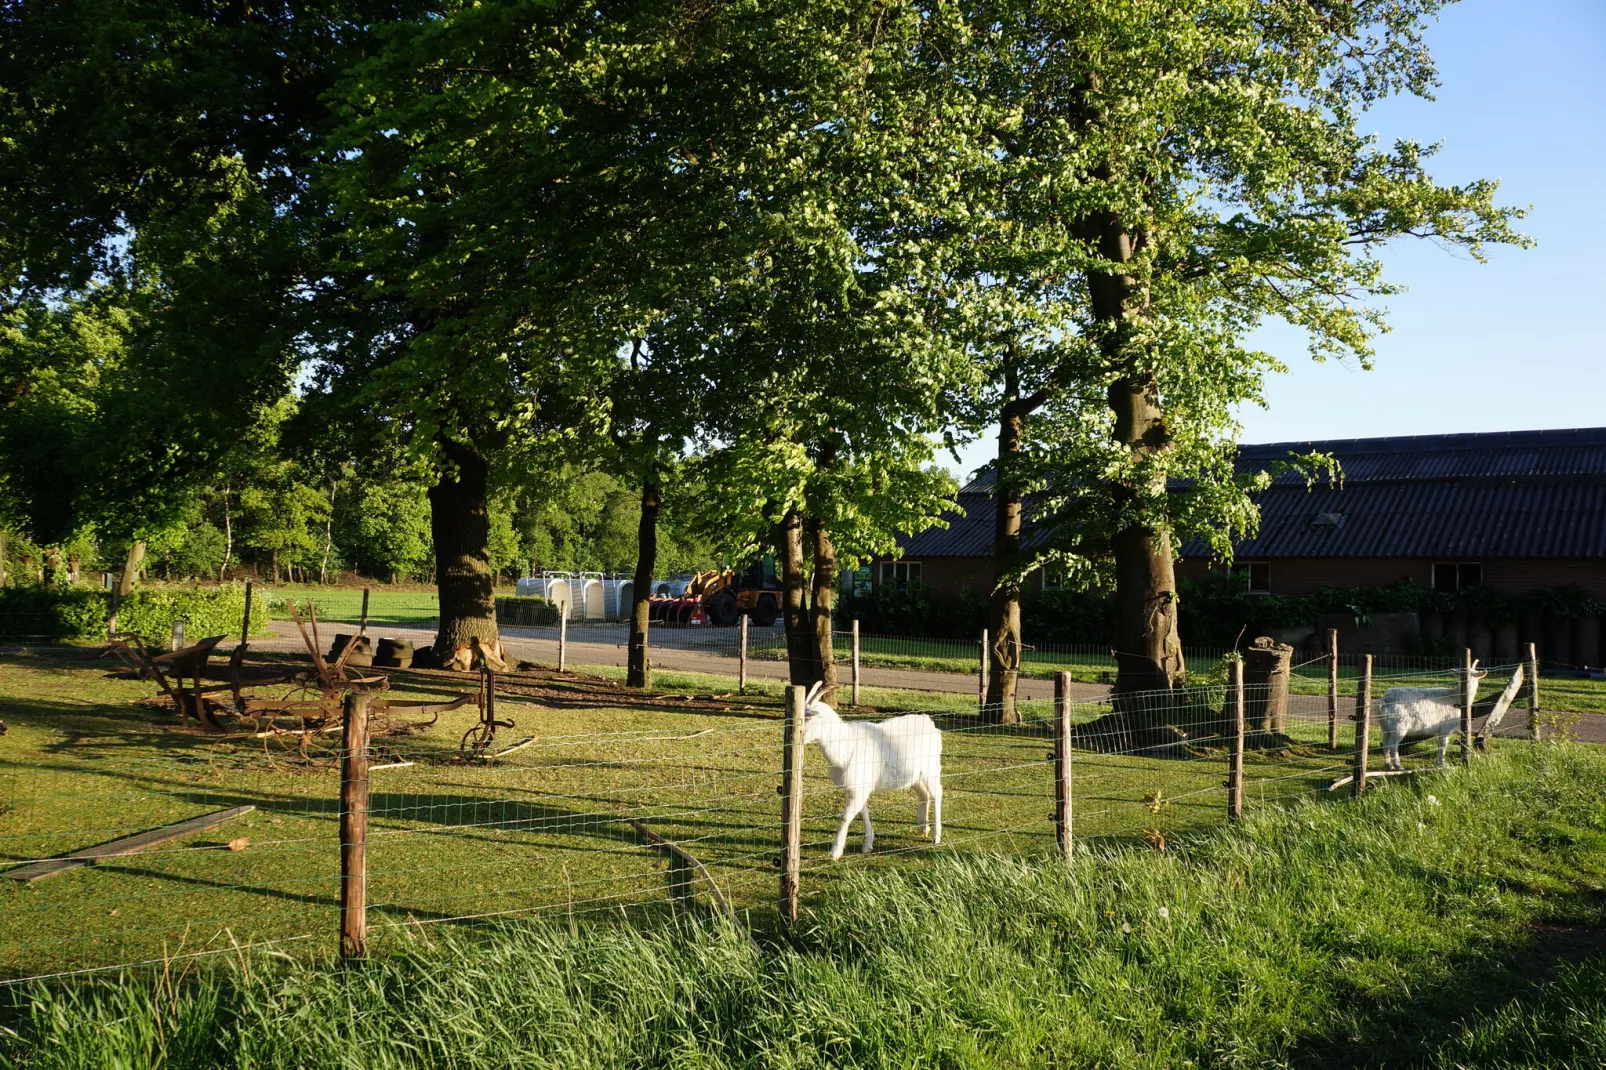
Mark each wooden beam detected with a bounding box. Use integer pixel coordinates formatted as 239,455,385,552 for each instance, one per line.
1477,665,1525,748
3,805,256,882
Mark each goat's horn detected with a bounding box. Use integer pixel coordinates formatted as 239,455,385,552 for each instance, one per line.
805,680,824,705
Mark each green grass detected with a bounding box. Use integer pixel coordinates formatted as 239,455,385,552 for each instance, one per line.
1,744,1603,1068
0,650,1368,983
262,586,451,626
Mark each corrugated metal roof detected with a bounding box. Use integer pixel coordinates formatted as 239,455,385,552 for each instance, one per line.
913,427,1606,560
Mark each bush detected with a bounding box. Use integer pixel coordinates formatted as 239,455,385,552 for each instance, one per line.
0,583,269,643
115,584,269,644
495,596,561,627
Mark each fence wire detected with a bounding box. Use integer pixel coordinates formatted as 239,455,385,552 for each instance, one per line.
0,638,1595,984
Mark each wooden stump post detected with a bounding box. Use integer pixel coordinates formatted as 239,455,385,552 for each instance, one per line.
1461,647,1475,765
1327,628,1340,750
1528,642,1541,741
1352,655,1372,798
1243,637,1293,732
738,613,749,695
558,612,567,673
779,684,805,924
241,581,254,645
979,628,989,713
340,691,371,958
359,586,370,636
108,585,119,640
851,619,861,707
1053,671,1073,858
1228,659,1246,821
171,619,184,653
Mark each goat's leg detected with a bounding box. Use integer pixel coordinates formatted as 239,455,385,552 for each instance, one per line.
859,802,875,854
914,783,931,837
831,790,870,860
929,780,943,845
1435,728,1451,767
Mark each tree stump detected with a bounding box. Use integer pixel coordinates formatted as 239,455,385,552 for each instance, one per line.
1243,637,1293,733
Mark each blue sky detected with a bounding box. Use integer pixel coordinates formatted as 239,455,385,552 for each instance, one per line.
952,0,1605,477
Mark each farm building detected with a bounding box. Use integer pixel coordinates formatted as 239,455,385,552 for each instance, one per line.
860,427,1606,662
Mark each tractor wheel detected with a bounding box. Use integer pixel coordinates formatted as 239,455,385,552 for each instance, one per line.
753,595,779,627
707,592,739,627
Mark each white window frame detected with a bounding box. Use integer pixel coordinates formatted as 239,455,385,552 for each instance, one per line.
880,560,922,592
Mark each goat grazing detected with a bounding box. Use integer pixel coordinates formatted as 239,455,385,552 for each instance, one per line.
801,681,943,859
1377,662,1488,771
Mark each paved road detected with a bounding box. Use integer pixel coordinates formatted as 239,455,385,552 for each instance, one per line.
259,620,1604,739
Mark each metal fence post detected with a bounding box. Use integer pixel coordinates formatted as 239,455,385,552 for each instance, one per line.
1528,642,1541,741
1327,627,1339,750
1461,647,1475,764
1352,655,1372,798
1053,671,1073,857
558,612,567,673
1228,659,1245,821
738,613,749,695
340,691,371,958
851,620,861,706
780,684,805,923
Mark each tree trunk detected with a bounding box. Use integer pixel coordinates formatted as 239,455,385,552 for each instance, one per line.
808,518,838,703
220,485,232,581
986,399,1028,725
117,541,146,598
628,477,659,689
68,553,79,584
42,546,61,589
1087,213,1184,700
778,506,816,688
429,437,500,666
320,482,335,585
0,529,7,588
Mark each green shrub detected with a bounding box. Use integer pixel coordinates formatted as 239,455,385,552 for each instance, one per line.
0,585,108,640
494,595,561,627
0,583,269,643
115,584,269,644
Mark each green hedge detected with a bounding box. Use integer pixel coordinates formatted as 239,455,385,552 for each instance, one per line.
0,583,270,644
495,596,561,627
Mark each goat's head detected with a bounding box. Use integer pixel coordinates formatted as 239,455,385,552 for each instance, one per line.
1456,660,1489,681
801,680,839,744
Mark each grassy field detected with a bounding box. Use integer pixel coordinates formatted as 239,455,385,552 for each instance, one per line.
0,648,1366,982
0,743,1602,1067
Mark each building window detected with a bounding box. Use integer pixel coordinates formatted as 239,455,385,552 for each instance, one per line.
1234,562,1270,594
1041,568,1067,591
1432,562,1483,592
881,560,922,593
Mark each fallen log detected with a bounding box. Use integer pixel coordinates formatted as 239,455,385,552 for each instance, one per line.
4,805,256,882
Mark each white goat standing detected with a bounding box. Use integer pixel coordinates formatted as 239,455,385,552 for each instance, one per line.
801,681,943,859
1377,662,1488,771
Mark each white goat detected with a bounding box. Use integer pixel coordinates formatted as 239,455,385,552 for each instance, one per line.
1377,662,1488,771
801,681,943,859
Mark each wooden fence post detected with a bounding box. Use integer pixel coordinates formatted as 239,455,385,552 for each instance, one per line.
558,612,568,673
1352,655,1372,798
340,690,371,958
1461,647,1475,764
1327,628,1340,750
780,684,805,924
738,613,749,695
1228,659,1245,821
359,586,370,636
851,620,861,707
108,584,119,640
1053,671,1073,857
979,628,989,712
241,581,253,646
1528,642,1541,741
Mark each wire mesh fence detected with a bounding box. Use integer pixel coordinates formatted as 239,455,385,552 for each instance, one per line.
3,643,1588,986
